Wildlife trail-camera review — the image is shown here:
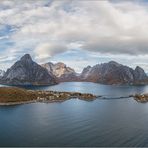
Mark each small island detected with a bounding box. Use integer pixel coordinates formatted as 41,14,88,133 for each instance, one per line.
0,87,97,105
133,94,148,103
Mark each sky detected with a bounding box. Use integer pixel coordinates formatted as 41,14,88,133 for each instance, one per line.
0,0,148,73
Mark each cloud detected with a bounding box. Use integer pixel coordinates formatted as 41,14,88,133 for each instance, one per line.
34,42,68,63
0,0,148,70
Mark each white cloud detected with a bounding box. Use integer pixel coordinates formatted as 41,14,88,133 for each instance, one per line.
34,42,68,63
0,35,9,40
0,0,148,71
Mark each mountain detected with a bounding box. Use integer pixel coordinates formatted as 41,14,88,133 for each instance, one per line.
0,54,57,85
0,54,147,85
0,70,5,78
80,66,92,80
80,61,147,85
42,60,148,85
42,62,79,82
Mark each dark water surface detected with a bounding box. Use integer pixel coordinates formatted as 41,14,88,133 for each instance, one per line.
1,82,148,147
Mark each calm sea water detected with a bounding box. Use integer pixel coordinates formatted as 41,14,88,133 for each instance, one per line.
1,82,148,147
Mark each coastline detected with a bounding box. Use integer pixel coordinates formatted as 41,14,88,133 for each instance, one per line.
133,94,148,103
0,87,147,106
0,87,97,106
0,100,37,106
0,97,96,106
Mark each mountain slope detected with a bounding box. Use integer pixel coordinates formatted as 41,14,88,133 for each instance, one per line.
0,54,57,85
42,62,79,82
80,61,147,85
0,54,147,85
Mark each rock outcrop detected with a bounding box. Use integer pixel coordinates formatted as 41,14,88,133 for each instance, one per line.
0,54,57,85
80,66,92,80
42,62,79,82
133,94,148,103
0,54,147,85
42,60,147,84
80,61,147,85
134,66,147,81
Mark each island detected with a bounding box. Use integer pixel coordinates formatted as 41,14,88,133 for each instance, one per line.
0,87,97,105
133,94,148,103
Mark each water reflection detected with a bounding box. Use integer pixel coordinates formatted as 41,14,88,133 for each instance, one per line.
0,82,148,146
15,82,148,97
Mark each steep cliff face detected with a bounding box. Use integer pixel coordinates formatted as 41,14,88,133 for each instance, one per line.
81,66,92,80
80,61,147,85
0,54,147,85
0,54,57,85
42,60,147,84
134,66,147,81
42,62,79,82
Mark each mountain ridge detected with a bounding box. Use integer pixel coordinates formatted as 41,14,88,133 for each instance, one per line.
0,54,147,85
80,61,147,85
0,54,57,85
41,62,79,82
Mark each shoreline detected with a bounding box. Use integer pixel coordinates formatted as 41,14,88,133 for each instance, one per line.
0,100,37,106
133,94,148,103
0,97,97,106
0,87,147,106
0,87,97,106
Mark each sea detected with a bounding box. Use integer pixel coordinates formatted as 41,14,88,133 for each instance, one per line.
0,82,148,147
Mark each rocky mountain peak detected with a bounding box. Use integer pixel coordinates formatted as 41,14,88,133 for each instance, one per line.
80,61,148,84
134,66,147,80
107,61,121,66
0,54,147,85
85,65,92,69
81,66,92,76
135,66,143,72
0,54,57,85
20,54,32,61
42,62,75,77
42,62,79,82
55,62,66,68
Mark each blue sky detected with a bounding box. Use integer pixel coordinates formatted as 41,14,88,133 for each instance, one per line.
0,0,148,72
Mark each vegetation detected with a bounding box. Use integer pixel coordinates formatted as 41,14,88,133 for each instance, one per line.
0,87,37,103
133,94,148,103
0,87,96,105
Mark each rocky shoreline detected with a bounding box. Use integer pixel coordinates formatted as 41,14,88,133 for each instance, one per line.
132,94,148,103
1,87,148,105
0,87,97,105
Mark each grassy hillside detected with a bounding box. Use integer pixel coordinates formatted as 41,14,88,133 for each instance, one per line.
0,87,96,104
0,87,37,103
